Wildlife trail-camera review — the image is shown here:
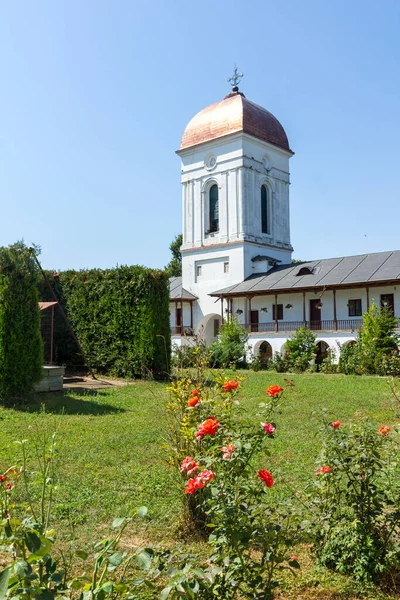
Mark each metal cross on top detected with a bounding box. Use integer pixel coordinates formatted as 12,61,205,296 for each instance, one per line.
228,66,243,90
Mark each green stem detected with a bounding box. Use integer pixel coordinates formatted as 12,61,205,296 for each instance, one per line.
21,443,38,523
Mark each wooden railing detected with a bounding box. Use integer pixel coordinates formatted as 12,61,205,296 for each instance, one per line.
241,319,365,333
171,318,400,336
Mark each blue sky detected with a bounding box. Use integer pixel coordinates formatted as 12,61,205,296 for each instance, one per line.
1,0,399,270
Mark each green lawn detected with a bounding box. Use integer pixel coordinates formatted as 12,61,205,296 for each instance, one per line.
0,373,397,599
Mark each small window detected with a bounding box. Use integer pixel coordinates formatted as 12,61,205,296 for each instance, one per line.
348,299,362,317
196,265,202,277
272,304,283,320
261,185,270,234
209,184,219,233
224,262,229,273
297,266,314,276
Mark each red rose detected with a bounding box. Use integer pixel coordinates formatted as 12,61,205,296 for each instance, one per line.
330,421,341,429
221,444,236,459
196,417,221,440
261,423,276,435
258,469,274,488
379,425,391,435
266,385,283,397
223,380,239,392
180,457,200,476
185,474,210,494
188,396,199,407
198,469,215,483
192,389,199,396
316,465,332,475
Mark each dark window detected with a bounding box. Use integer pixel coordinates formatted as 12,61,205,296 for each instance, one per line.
381,294,395,315
261,185,269,234
297,266,314,276
176,307,182,327
272,304,283,320
348,299,362,317
209,185,219,233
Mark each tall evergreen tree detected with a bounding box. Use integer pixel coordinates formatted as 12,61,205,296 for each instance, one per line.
165,234,182,277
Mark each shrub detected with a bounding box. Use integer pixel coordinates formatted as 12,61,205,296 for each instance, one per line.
284,327,317,372
338,341,363,375
319,347,338,374
0,242,43,402
166,375,302,598
339,303,399,376
375,350,400,377
171,333,212,372
209,317,249,368
268,351,290,373
40,266,171,378
311,417,400,584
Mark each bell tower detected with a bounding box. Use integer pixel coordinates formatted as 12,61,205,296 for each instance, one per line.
176,71,294,317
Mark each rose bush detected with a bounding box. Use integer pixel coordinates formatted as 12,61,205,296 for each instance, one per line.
311,415,400,584
166,373,302,598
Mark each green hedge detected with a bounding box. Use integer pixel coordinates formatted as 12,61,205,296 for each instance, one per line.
0,243,43,402
40,266,171,379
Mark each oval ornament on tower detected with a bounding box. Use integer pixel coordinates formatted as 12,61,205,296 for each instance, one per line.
205,154,217,171
262,154,271,172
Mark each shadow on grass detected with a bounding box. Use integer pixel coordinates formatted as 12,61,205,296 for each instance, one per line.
4,389,125,416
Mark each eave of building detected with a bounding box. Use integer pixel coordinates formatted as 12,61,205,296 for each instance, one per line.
181,238,293,254
210,278,400,299
170,296,197,302
176,131,295,158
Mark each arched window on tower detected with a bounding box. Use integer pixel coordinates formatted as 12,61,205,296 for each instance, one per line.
209,184,219,233
261,185,270,234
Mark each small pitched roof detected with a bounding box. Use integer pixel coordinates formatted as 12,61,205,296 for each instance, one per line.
169,277,197,301
38,301,58,310
210,250,400,297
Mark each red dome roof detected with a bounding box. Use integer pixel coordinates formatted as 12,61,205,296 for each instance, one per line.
179,91,292,153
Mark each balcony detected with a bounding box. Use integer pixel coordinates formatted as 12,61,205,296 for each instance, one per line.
242,319,365,333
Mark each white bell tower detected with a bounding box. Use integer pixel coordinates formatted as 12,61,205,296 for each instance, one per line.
176,71,294,327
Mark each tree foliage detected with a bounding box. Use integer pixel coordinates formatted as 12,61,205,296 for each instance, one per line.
339,302,399,375
165,234,182,277
209,317,249,368
40,266,171,378
284,327,317,372
0,242,43,402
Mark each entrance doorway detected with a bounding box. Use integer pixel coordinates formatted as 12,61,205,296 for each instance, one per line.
315,340,329,365
310,299,322,330
175,307,182,334
259,341,273,368
250,310,259,332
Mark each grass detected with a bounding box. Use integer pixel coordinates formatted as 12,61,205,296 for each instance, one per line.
0,372,398,599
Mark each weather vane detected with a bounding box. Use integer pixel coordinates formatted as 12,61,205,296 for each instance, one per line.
228,66,243,90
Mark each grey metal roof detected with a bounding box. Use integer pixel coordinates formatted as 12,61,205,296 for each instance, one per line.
210,250,400,297
169,277,197,301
